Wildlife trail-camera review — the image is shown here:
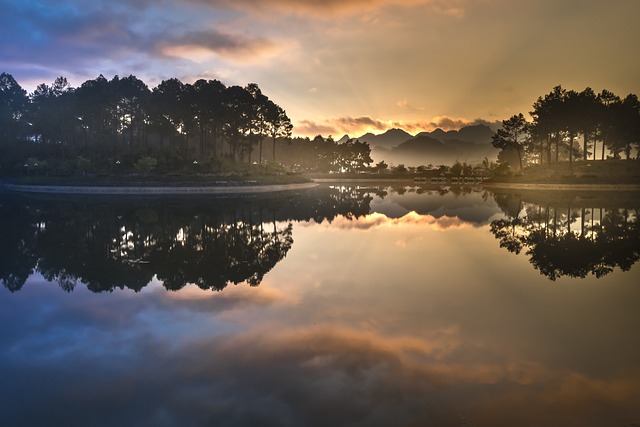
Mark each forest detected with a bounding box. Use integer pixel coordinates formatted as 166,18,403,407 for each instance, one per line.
0,72,373,177
493,86,640,172
2,72,639,179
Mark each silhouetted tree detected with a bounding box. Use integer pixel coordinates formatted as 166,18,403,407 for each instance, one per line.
0,72,294,175
596,89,621,160
530,85,566,164
577,87,599,161
265,100,292,162
0,72,28,142
492,113,530,171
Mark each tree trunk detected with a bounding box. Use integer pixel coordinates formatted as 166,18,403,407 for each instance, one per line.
517,148,523,171
272,136,277,162
583,132,589,161
568,132,574,164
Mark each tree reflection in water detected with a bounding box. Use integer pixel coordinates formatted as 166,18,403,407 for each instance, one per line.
0,185,378,293
490,190,640,280
3,201,294,293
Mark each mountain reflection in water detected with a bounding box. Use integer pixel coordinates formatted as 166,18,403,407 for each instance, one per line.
1,185,640,427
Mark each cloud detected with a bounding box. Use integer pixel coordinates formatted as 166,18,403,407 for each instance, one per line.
3,273,640,426
317,211,470,231
157,30,278,62
294,115,501,137
392,116,501,132
335,116,388,131
187,0,463,17
0,0,282,91
295,120,340,136
4,319,639,426
0,2,171,90
396,98,425,111
0,2,141,69
427,115,479,130
164,282,298,308
294,116,391,137
131,327,640,424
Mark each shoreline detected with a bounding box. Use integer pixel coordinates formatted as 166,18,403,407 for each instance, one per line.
2,180,639,195
1,182,318,195
481,182,640,191
311,178,640,191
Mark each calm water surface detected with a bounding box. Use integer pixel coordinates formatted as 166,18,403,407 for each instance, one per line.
1,185,639,427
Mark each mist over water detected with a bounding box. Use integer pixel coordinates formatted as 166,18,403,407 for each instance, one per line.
1,185,639,427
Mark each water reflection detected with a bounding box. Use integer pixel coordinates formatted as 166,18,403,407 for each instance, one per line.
0,184,498,293
490,190,640,280
1,185,640,426
1,198,291,292
0,185,373,293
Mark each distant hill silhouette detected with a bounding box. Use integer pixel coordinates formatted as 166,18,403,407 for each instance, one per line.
393,135,457,159
336,134,351,144
354,128,414,148
417,124,495,145
337,124,498,166
370,124,498,166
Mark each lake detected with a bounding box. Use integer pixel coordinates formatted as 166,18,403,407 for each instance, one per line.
1,184,639,427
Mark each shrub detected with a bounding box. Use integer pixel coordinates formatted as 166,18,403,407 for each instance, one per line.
135,156,158,175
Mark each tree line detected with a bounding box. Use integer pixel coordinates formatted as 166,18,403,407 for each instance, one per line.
492,86,640,171
270,135,374,173
0,72,295,176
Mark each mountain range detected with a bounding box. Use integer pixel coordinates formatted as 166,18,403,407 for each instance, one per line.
339,124,499,167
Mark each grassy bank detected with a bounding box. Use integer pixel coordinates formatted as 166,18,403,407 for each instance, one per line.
3,172,310,187
488,159,640,184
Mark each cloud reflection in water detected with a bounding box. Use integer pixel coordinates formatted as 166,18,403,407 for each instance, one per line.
1,187,640,426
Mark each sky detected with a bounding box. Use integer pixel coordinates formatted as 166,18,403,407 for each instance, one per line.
1,0,639,137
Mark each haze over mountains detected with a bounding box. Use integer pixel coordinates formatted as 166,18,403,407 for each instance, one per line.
338,124,499,167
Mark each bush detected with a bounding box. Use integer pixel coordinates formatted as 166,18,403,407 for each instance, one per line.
135,156,158,175
75,156,91,175
393,164,408,174
493,163,512,177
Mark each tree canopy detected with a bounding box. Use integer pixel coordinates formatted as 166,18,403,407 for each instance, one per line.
0,72,297,176
495,85,640,172
0,72,378,177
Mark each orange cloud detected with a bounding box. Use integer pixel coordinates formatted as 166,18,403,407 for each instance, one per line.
190,0,465,18
293,115,500,137
293,117,397,137
396,98,425,111
335,116,388,131
176,325,640,425
317,211,470,231
391,116,501,132
295,119,338,136
165,281,295,304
